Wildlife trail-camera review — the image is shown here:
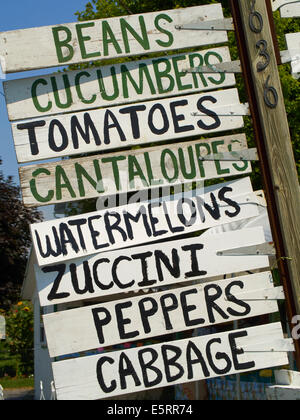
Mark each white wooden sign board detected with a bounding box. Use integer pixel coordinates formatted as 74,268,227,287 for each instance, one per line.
285,33,300,79
43,272,281,358
4,47,235,121
12,88,245,164
0,316,5,340
0,5,227,74
35,226,269,307
52,322,290,400
20,134,252,208
30,176,260,267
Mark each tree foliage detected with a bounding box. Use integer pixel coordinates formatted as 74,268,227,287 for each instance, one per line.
0,160,42,310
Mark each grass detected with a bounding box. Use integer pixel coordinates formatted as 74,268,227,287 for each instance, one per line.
0,376,34,389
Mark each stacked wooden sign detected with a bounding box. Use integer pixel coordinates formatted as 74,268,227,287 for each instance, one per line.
1,3,293,400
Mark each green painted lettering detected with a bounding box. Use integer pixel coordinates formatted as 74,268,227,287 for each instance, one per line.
128,155,149,189
212,141,230,175
161,149,179,182
75,71,97,105
154,14,174,48
153,58,175,94
102,21,122,56
172,55,192,91
97,67,119,101
178,146,196,179
101,156,126,191
51,75,72,109
120,16,150,54
204,52,226,85
195,143,211,178
75,161,103,197
188,53,207,88
121,63,156,99
144,152,163,186
55,166,76,200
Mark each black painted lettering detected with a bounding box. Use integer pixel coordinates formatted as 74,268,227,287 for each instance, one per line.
48,119,69,152
225,281,251,317
206,338,232,375
115,301,139,340
218,186,241,218
160,293,178,330
88,215,109,250
186,340,210,379
133,251,157,287
68,218,87,250
154,249,180,282
148,103,170,135
196,96,221,130
96,356,116,393
123,207,151,240
181,244,207,278
34,228,62,259
16,120,46,156
180,289,205,327
229,330,255,371
71,113,101,149
148,202,167,237
43,264,69,301
119,352,142,390
104,212,127,245
138,347,162,388
112,256,134,289
103,109,126,144
161,344,184,382
162,201,185,233
170,99,194,133
177,198,197,227
93,258,113,290
119,105,146,139
70,261,94,294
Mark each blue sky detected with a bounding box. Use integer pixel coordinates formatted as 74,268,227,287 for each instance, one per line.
0,0,89,218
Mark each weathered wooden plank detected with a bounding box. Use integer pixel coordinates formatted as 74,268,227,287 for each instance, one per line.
35,226,270,307
30,176,260,267
19,134,251,208
0,5,227,74
43,272,280,357
3,47,235,121
237,0,300,325
12,88,245,163
52,322,289,400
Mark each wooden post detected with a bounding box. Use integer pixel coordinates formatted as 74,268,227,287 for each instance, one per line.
230,0,300,368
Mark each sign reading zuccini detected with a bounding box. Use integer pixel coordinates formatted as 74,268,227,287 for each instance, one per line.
13,89,245,163
20,134,251,207
0,5,227,74
30,177,260,267
4,47,235,121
